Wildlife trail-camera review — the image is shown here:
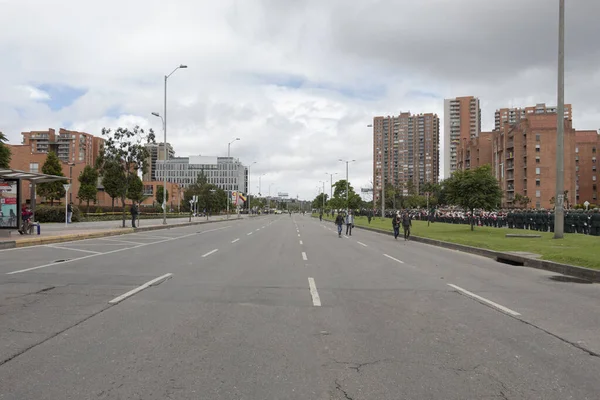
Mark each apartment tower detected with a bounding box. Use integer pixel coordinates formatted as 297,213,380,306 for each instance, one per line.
494,103,572,132
373,112,439,204
443,96,481,178
21,128,104,166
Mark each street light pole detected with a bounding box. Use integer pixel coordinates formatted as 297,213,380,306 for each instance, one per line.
339,159,356,214
325,172,337,200
554,0,565,239
228,138,240,158
247,161,256,211
160,64,187,225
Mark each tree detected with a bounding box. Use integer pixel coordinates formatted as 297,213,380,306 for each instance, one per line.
331,180,361,210
444,164,503,231
37,151,67,205
514,193,531,209
99,159,126,211
127,174,144,204
96,126,155,227
77,165,99,214
156,185,169,206
312,193,328,210
0,132,11,169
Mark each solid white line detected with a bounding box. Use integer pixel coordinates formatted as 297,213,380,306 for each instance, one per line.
231,238,240,243
130,234,172,240
357,241,368,247
308,277,321,307
98,237,146,245
299,240,303,245
302,252,308,261
202,249,219,258
109,273,173,304
7,225,231,275
383,254,404,264
247,232,253,235
447,284,521,316
45,245,101,254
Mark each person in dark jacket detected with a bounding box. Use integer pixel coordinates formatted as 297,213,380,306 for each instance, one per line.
335,213,344,238
402,211,412,241
392,211,401,239
130,203,138,228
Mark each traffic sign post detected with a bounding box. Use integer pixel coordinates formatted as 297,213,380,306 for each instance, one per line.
63,184,71,227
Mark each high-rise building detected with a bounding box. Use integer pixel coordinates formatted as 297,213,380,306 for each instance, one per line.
156,155,248,193
143,143,175,181
21,128,104,166
373,112,439,204
575,130,599,205
456,131,494,171
443,96,481,178
493,113,576,209
494,103,572,132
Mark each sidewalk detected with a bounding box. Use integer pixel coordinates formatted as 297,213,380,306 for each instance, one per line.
0,215,242,249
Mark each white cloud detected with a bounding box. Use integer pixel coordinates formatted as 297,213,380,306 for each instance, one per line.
1,0,599,201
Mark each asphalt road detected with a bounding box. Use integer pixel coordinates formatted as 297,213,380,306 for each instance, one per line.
0,214,599,399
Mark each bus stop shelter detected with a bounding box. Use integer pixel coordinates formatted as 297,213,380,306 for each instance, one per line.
0,168,71,235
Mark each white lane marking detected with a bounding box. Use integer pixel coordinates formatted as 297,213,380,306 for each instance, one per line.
256,228,260,232
357,241,368,247
343,235,349,239
262,226,265,229
299,240,303,245
298,234,301,237
308,277,321,307
130,234,172,240
302,252,308,261
247,232,253,235
231,238,240,243
202,249,219,258
98,237,146,245
45,245,101,254
7,225,231,275
383,254,404,264
447,284,521,317
109,273,173,304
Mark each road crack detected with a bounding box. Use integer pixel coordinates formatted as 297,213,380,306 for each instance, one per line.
335,380,354,400
330,358,391,373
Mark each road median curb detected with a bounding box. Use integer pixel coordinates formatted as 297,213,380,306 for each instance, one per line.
6,217,241,249
315,216,600,283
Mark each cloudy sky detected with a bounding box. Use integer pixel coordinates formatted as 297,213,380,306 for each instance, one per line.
1,0,599,201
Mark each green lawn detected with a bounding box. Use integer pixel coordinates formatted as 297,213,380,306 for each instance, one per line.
314,214,600,270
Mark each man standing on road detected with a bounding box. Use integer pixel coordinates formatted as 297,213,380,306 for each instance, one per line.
335,212,344,238
402,211,412,241
345,210,354,236
67,202,73,224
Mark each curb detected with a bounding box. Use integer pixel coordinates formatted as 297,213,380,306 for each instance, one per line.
2,217,241,249
314,216,600,283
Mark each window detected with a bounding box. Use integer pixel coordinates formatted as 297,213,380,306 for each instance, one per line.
536,134,541,142
536,167,541,175
536,179,541,187
536,190,541,198
593,157,597,163
536,157,540,164
594,166,597,172
593,147,597,154
594,184,597,191
29,163,39,173
594,176,597,182
535,144,540,152
576,147,579,153
536,201,541,209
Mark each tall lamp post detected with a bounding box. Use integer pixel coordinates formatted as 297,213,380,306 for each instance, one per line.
156,63,187,225
319,180,326,212
247,161,256,211
228,138,240,158
325,172,338,200
554,0,565,239
339,159,356,214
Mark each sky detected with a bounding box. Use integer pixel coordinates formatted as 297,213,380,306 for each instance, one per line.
1,0,599,201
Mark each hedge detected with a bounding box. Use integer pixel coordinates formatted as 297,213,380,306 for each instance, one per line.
34,205,82,223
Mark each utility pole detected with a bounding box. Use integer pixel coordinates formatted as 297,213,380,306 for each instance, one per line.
554,0,565,239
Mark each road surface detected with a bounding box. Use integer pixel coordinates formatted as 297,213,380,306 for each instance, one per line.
1,214,599,399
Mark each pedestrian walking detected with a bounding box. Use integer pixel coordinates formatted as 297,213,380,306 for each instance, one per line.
335,213,344,238
402,211,412,241
130,203,138,228
67,202,73,224
319,212,323,222
392,211,401,239
345,211,354,236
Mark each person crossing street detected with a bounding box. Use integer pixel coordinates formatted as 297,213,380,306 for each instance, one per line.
335,212,344,238
345,210,354,236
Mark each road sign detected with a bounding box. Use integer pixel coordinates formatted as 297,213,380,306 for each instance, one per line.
63,184,71,192
361,188,373,193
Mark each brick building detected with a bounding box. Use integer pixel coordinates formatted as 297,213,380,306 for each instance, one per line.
494,103,572,132
443,96,481,178
575,130,599,205
21,128,104,166
373,112,439,203
456,131,494,171
492,114,576,209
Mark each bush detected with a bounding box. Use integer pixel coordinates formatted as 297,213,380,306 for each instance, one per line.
34,205,82,223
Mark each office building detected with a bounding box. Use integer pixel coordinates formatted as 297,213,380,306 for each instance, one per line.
493,113,576,209
494,103,572,132
373,112,439,203
443,96,481,178
143,143,175,181
21,128,104,166
575,130,599,205
156,155,248,193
